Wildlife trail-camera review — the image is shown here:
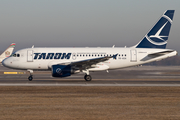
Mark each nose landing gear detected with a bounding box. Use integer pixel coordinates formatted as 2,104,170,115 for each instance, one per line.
28,75,33,81
27,69,33,81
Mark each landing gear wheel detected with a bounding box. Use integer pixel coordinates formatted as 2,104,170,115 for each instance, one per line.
28,75,33,81
84,75,92,81
27,70,33,81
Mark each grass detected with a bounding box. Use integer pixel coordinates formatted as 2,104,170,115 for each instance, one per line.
0,86,180,120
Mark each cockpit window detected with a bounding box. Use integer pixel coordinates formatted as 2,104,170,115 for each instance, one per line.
11,53,20,57
13,54,16,57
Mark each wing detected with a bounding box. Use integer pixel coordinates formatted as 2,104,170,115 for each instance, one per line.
54,54,118,70
70,57,111,69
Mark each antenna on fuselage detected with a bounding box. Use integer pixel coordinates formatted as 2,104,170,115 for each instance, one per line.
112,45,115,48
32,45,34,48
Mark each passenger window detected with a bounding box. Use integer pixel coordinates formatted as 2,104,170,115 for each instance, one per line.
17,54,20,57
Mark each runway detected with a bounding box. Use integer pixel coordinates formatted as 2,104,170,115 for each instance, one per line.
1,82,180,86
1,64,180,86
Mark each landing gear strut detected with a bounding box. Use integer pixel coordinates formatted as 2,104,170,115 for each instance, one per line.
27,69,33,81
83,70,92,81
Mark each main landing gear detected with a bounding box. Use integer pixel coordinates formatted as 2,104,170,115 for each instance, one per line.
27,70,33,81
83,70,92,81
84,74,92,81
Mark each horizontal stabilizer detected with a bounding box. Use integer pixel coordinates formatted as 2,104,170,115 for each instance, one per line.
141,50,176,61
148,50,174,57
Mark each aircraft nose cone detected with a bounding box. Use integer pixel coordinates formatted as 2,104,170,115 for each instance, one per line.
2,58,9,67
2,59,7,67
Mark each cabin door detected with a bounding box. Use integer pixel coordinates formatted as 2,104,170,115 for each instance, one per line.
27,50,33,62
130,50,137,62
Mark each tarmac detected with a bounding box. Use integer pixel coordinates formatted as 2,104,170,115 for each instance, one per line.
1,64,180,86
1,64,180,120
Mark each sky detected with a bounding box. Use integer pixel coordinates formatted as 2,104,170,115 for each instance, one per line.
0,0,180,54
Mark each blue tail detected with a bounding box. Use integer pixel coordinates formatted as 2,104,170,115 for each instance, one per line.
135,10,175,49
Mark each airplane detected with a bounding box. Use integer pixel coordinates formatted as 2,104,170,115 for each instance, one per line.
0,43,16,63
2,10,177,81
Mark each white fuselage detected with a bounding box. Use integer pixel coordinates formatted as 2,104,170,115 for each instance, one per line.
2,47,177,71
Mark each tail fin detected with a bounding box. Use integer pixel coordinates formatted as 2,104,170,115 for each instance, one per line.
0,43,16,58
135,10,175,49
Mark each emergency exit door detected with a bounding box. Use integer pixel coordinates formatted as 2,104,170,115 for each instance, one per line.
130,50,137,62
27,50,33,62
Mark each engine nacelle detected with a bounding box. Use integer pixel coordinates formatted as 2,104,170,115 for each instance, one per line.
52,65,72,77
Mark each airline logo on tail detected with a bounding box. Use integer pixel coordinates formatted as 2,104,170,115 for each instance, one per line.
5,51,11,57
0,43,16,62
136,10,174,48
149,22,168,44
5,43,16,57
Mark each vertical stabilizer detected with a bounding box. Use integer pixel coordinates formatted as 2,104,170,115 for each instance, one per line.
0,43,16,62
135,10,175,49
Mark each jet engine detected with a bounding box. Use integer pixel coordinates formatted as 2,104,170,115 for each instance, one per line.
52,65,79,77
